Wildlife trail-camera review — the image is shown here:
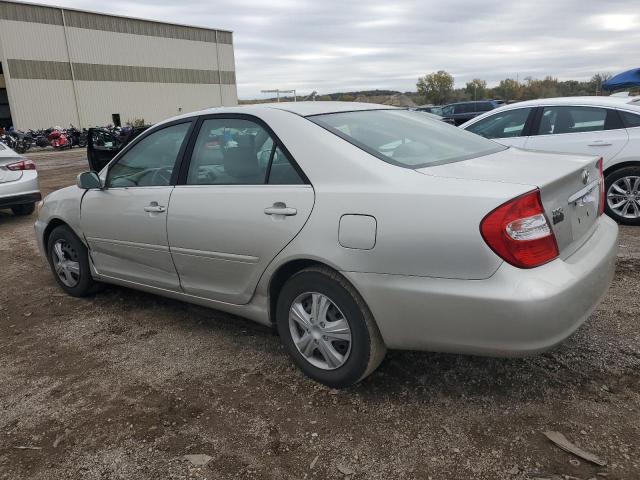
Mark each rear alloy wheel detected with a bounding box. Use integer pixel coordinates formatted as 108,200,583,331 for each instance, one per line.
289,292,352,370
11,203,35,216
276,266,386,388
47,225,101,297
605,167,640,225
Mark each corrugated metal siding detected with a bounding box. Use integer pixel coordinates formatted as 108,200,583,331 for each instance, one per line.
7,79,79,128
0,0,237,128
7,59,234,85
64,27,221,70
0,1,232,44
64,10,231,44
73,81,225,126
0,20,69,62
0,1,62,25
8,59,72,80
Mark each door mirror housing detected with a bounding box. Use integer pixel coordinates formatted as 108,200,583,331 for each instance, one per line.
77,171,102,190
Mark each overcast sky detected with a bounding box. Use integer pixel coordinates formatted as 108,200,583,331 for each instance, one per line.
37,0,640,99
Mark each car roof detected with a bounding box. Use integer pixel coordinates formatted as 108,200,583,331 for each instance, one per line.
497,96,640,109
154,101,401,128
445,100,496,106
256,101,397,117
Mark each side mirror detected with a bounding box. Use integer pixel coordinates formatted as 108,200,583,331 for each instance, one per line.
77,171,102,190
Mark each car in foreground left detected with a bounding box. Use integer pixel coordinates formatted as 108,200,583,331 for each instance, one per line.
0,142,41,216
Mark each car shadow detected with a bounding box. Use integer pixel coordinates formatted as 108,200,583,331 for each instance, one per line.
92,283,611,404
0,209,35,226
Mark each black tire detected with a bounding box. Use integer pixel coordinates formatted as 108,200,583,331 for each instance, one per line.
47,225,101,297
11,203,35,216
605,166,640,226
276,266,386,388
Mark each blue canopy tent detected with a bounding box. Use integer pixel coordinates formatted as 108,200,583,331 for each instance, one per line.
602,68,640,91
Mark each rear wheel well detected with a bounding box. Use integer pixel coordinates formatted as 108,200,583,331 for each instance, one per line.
604,161,640,178
268,259,329,324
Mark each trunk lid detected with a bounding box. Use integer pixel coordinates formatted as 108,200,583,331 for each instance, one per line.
417,147,602,258
0,154,24,184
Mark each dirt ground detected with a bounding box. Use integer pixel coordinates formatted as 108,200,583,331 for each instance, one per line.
0,149,638,480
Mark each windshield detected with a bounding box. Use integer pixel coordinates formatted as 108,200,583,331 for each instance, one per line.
309,109,505,168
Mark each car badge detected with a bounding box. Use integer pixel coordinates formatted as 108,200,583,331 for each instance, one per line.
552,207,565,225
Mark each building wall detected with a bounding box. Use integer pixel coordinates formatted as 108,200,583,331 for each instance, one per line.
0,0,237,129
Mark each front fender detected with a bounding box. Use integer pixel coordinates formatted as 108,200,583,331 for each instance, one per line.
35,186,86,255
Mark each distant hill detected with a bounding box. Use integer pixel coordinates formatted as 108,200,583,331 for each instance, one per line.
240,89,421,106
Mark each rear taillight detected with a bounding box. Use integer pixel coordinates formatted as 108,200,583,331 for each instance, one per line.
597,157,605,216
6,159,36,171
480,189,559,269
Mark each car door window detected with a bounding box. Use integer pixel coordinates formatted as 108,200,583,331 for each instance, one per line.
106,122,191,188
466,108,532,139
539,106,611,135
442,105,454,116
620,110,640,128
186,118,304,185
93,130,119,150
267,146,305,185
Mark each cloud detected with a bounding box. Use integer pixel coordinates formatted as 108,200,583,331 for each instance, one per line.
36,0,640,98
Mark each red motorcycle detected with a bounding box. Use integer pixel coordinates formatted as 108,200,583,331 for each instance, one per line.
48,127,71,150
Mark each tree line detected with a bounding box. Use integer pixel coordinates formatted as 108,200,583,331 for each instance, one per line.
416,70,618,105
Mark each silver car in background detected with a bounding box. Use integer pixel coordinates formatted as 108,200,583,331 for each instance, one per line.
35,102,617,387
0,142,41,216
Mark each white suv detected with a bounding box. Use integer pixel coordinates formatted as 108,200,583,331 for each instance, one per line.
462,96,640,225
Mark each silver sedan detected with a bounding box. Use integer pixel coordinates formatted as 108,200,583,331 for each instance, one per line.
35,102,618,387
0,142,41,216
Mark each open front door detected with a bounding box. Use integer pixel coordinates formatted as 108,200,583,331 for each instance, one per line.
87,128,122,172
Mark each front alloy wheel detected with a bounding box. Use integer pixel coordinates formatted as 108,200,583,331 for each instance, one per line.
52,239,81,288
47,225,102,297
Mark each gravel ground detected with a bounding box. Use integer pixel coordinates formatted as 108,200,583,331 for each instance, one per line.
0,150,638,480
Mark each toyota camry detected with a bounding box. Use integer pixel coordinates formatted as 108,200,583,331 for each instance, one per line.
35,102,618,387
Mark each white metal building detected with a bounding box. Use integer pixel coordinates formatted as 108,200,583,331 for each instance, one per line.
0,0,237,129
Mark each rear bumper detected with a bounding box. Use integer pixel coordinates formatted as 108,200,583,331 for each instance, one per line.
0,192,42,208
0,171,40,208
343,215,618,355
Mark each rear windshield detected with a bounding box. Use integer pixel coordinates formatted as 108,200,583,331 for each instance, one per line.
309,109,505,168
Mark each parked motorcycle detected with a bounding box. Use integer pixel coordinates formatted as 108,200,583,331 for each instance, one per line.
48,127,71,150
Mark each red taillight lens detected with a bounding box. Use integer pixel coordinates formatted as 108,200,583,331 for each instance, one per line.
597,157,605,216
6,159,36,171
480,189,559,269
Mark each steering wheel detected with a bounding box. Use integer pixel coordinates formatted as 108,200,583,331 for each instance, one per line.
150,167,173,185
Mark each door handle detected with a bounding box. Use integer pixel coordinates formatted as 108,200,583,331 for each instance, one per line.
144,202,166,213
588,141,612,147
264,203,297,216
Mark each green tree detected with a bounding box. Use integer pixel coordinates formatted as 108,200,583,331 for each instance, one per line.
465,79,487,100
590,73,612,95
417,70,454,105
495,78,522,102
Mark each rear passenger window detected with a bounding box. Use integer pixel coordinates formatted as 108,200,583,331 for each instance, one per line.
186,118,304,186
539,106,609,135
267,146,304,185
620,110,640,128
